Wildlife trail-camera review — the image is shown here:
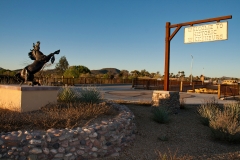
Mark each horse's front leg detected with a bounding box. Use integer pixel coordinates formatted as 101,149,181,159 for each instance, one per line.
53,50,60,55
45,50,59,62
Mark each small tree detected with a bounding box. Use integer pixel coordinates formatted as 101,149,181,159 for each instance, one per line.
119,70,129,78
140,69,150,77
154,71,161,78
0,69,6,75
150,73,156,78
55,56,69,76
130,70,140,78
63,65,91,78
0,69,16,76
103,73,109,79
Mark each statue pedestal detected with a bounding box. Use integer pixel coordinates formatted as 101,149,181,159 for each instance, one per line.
152,90,180,114
0,85,59,112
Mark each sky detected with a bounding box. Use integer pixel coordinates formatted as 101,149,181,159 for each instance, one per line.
0,0,239,78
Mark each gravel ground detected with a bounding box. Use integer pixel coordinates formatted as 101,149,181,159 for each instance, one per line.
99,104,240,160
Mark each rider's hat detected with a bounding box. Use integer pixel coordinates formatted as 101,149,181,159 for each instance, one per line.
35,41,40,47
33,41,40,48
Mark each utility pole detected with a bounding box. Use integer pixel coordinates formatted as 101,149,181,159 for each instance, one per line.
190,55,193,85
202,67,204,85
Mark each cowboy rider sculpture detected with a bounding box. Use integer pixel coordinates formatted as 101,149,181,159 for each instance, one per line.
15,41,60,86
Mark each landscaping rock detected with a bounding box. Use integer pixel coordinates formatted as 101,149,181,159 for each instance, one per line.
0,104,135,159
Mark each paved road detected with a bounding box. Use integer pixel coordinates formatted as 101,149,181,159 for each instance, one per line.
90,85,237,105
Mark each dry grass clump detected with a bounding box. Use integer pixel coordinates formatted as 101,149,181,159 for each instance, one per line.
197,98,220,126
155,149,194,160
108,99,151,106
0,107,25,132
179,98,186,109
210,103,240,142
0,102,117,133
198,98,240,142
0,86,117,133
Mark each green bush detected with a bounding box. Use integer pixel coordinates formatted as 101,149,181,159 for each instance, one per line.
152,107,169,124
198,104,219,126
209,104,240,142
57,86,102,104
198,100,240,142
57,87,80,103
197,99,220,126
78,86,102,104
57,87,79,103
157,135,169,141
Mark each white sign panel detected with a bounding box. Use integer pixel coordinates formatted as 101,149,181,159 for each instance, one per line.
184,22,228,43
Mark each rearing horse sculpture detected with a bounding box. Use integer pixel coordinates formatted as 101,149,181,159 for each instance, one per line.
15,41,60,86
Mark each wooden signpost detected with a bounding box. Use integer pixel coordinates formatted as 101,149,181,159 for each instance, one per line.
164,15,232,91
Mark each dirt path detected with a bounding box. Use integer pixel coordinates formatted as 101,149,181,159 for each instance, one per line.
101,104,240,160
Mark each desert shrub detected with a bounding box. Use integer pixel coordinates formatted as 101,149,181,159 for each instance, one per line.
57,86,102,104
157,135,169,141
57,86,80,103
197,98,220,126
78,86,102,104
209,103,240,142
198,99,240,142
152,107,169,124
224,102,240,119
155,148,193,160
0,108,26,131
180,98,186,109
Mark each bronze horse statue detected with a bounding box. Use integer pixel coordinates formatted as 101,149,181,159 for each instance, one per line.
15,41,60,86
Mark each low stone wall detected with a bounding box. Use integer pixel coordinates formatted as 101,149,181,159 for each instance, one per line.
0,104,136,160
152,90,180,114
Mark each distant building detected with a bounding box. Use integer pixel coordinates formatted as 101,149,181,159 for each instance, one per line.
204,80,211,83
222,79,238,84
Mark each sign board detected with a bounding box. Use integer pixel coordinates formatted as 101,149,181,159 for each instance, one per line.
184,22,228,43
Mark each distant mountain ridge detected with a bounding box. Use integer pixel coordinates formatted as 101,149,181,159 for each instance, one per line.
38,68,121,75
220,76,234,80
90,68,120,75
